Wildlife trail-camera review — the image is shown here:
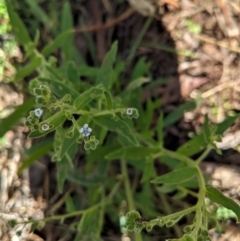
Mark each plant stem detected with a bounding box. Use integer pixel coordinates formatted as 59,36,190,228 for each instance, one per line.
191,166,206,236
18,180,122,226
158,192,183,237
149,205,197,228
19,200,109,225
196,145,212,165
160,148,209,238
121,159,143,241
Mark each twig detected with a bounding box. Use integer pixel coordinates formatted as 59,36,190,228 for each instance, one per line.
74,7,135,33
201,81,239,99
195,34,240,54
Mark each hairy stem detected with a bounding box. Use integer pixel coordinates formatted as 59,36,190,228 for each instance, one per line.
121,159,143,241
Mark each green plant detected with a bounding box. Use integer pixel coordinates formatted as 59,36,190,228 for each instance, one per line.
3,1,240,241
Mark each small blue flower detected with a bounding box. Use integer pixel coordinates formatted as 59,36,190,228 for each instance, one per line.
79,124,92,137
34,108,43,117
41,124,49,131
126,108,133,115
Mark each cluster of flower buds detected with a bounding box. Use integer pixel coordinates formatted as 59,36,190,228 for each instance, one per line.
25,85,53,131
121,108,139,119
77,124,99,150
33,85,56,106
25,107,43,129
25,107,51,132
25,85,139,153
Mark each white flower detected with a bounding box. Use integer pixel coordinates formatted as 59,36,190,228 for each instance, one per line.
126,108,133,115
41,124,49,131
34,108,43,117
79,124,92,137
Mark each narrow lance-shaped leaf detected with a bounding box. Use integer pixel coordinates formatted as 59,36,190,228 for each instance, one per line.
157,112,164,146
59,116,89,159
38,77,79,99
163,101,196,127
25,0,51,29
42,30,73,56
104,91,113,110
105,146,159,160
60,2,74,60
57,135,78,193
77,66,99,77
130,57,151,80
93,114,138,146
96,41,118,89
67,61,80,90
126,77,150,91
5,0,31,46
203,114,211,143
28,112,66,138
0,98,34,137
65,193,76,213
151,167,197,184
141,158,155,182
206,186,240,223
18,138,53,174
74,85,104,110
177,114,240,156
14,56,42,83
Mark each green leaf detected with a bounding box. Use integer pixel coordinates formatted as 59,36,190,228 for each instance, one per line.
67,169,106,186
73,85,104,110
104,91,113,110
5,0,31,46
206,186,240,223
177,114,240,156
93,114,138,146
56,159,68,193
142,99,154,131
42,30,73,56
59,116,89,159
130,57,151,80
164,101,197,127
38,77,79,99
14,56,42,83
126,77,150,91
42,66,63,81
18,138,53,174
141,158,155,182
60,2,74,60
127,17,153,64
157,112,164,146
96,41,118,89
25,0,51,29
77,210,100,239
57,134,78,192
157,184,177,193
67,61,80,89
28,112,66,138
151,167,197,184
105,146,159,160
78,66,99,77
203,114,211,143
65,193,76,212
142,42,194,57
0,98,34,137
172,189,188,200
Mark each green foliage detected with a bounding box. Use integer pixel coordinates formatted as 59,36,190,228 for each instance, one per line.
4,2,240,241
206,186,240,223
151,167,197,184
5,0,31,46
0,98,34,137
